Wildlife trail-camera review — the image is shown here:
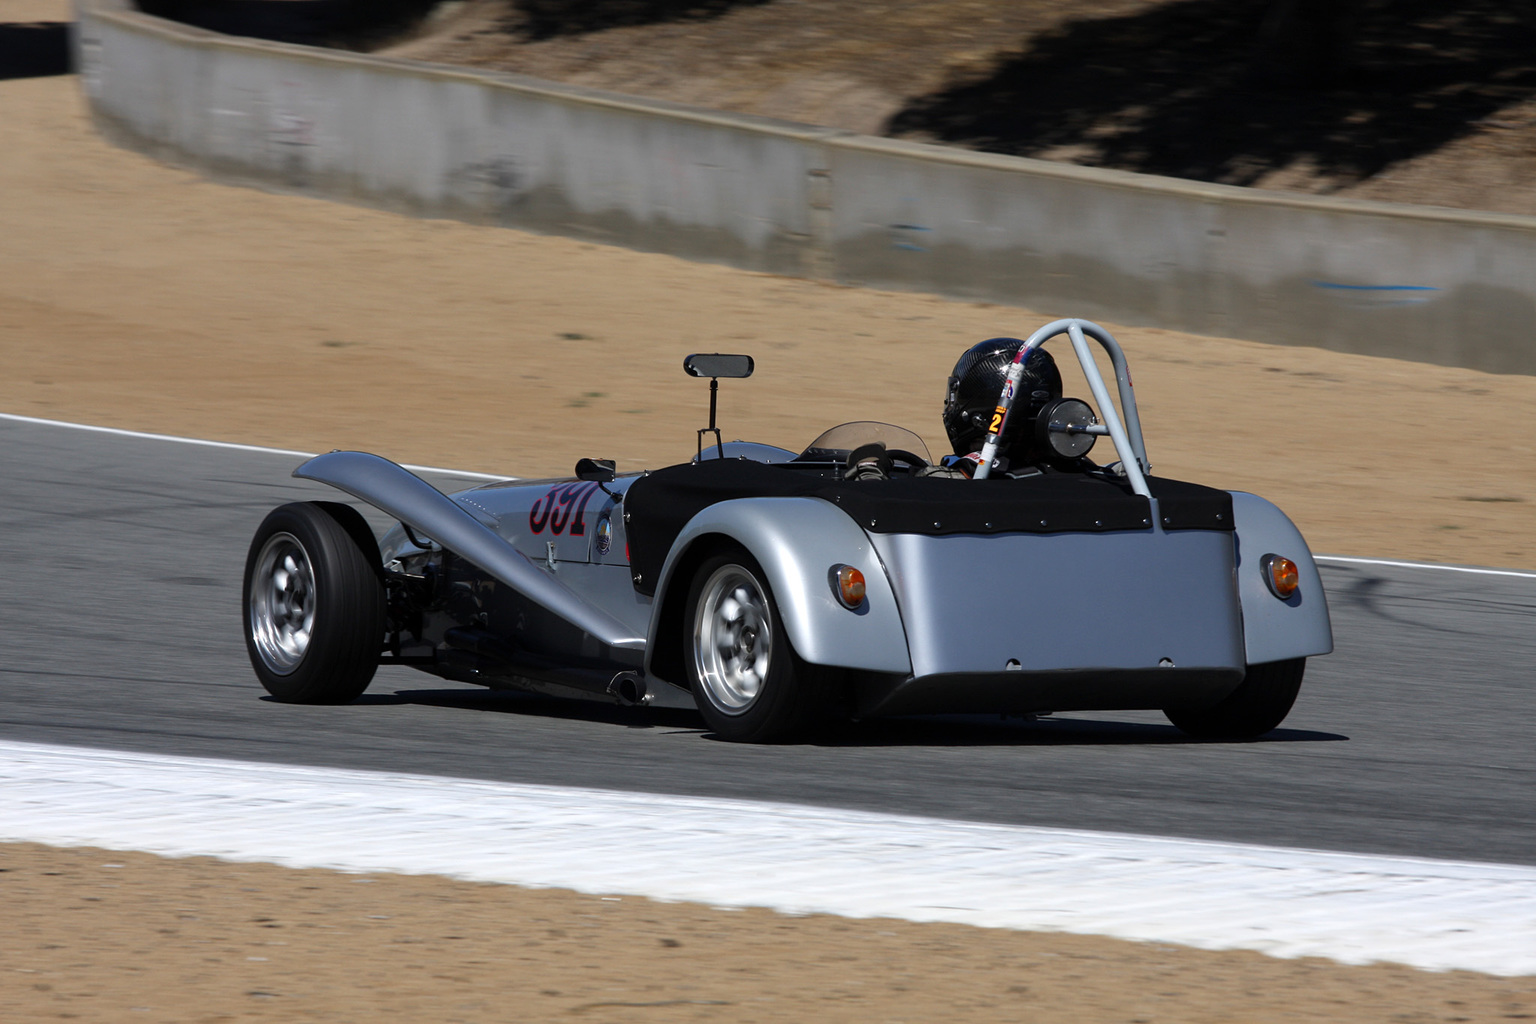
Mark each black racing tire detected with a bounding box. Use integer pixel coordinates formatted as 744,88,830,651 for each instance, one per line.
684,548,837,743
242,501,385,704
1164,658,1306,740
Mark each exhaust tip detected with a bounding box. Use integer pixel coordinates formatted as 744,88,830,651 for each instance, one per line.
607,672,651,707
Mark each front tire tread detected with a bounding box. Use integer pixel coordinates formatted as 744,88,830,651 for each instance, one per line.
242,501,385,704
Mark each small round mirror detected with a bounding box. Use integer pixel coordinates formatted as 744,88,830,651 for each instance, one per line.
1037,397,1098,459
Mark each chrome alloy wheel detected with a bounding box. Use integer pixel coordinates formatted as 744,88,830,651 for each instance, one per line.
693,564,774,714
248,531,316,675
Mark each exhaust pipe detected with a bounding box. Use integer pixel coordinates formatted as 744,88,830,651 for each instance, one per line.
607,672,652,707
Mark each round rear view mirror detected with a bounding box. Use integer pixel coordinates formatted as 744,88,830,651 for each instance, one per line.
1037,397,1098,459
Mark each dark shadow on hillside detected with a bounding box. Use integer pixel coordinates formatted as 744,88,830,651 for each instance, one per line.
0,23,70,80
511,0,772,41
889,0,1536,188
137,0,442,49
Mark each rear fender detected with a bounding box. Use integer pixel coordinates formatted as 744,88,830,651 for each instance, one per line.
645,497,911,686
294,451,644,650
1229,491,1334,665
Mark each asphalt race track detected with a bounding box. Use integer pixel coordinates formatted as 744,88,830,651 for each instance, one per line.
2,414,1531,866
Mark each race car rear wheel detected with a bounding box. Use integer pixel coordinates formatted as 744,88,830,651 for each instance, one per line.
243,501,385,704
685,549,834,742
1163,657,1305,740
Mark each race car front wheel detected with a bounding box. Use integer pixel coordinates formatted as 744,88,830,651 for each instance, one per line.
243,501,385,704
685,549,835,743
1163,657,1305,740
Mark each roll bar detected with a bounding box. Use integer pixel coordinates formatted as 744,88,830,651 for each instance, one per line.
971,318,1152,497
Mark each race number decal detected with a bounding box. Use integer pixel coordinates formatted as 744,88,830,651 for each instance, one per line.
987,405,1008,436
528,487,554,533
547,485,581,534
530,482,601,536
569,483,599,536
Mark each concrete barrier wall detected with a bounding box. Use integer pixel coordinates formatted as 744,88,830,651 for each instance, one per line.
75,0,1536,373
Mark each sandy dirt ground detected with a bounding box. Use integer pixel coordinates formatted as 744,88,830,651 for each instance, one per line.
3,4,1536,1019
4,843,1535,1023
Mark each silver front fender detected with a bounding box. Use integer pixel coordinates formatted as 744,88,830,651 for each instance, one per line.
646,497,911,679
1229,491,1334,665
294,451,645,650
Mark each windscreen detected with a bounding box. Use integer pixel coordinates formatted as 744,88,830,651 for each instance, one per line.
801,421,933,462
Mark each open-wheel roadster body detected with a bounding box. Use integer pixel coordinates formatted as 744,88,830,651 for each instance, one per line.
243,319,1332,742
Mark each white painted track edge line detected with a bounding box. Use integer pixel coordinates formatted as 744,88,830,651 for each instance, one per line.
1315,554,1536,579
3,739,1535,976
0,411,512,481
2,738,1521,877
0,411,316,456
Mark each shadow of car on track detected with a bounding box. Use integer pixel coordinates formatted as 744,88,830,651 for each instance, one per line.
811,715,1347,748
326,688,1348,747
345,686,707,732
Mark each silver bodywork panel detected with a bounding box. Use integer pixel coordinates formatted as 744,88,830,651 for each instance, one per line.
647,497,912,677
295,451,644,650
456,473,632,566
868,527,1246,678
1228,491,1335,665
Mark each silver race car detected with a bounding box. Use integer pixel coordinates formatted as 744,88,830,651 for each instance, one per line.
243,318,1332,742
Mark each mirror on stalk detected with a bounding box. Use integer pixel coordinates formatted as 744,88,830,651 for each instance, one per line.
683,353,754,379
1037,397,1099,459
574,458,616,483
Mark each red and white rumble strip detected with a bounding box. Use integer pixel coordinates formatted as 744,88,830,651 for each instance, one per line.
1,739,1532,976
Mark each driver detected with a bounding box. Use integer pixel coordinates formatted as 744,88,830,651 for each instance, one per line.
939,337,1063,478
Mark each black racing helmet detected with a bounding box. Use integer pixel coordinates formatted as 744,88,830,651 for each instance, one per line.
943,338,1063,460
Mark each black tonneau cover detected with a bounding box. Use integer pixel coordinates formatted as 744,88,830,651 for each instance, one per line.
624,459,1233,596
